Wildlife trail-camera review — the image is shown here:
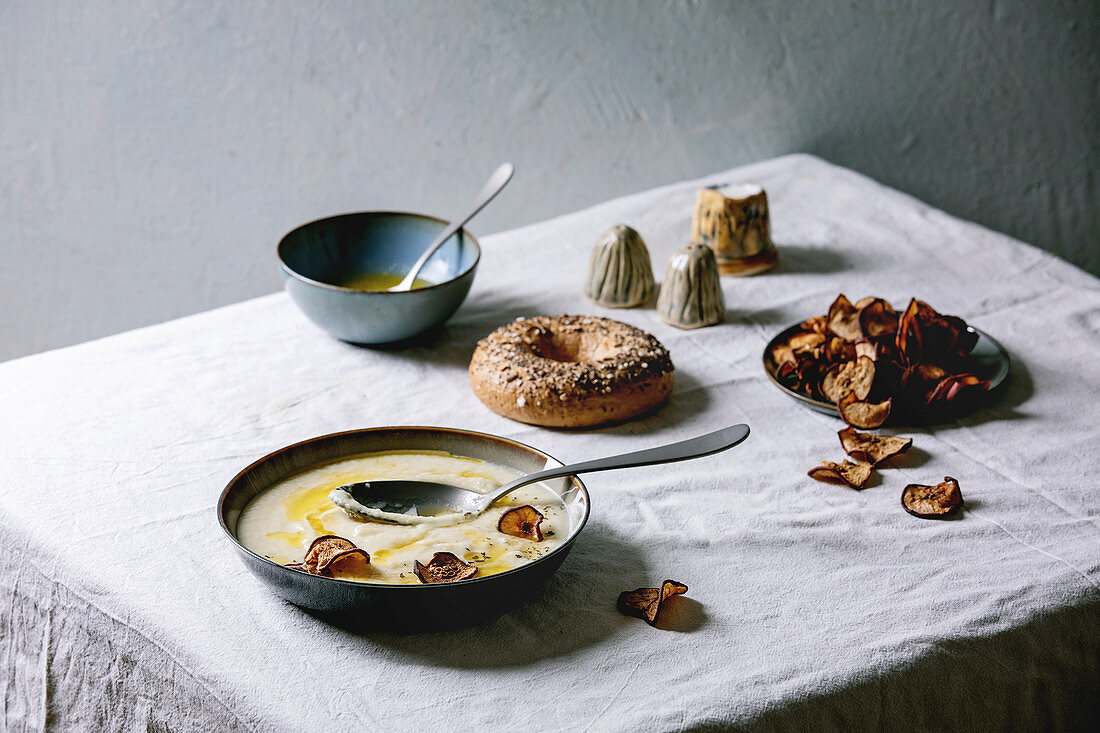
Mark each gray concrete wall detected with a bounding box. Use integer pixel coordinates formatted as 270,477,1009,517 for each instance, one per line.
2,0,1096,362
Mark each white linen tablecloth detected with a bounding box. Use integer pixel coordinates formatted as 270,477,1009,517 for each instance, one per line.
2,154,1098,732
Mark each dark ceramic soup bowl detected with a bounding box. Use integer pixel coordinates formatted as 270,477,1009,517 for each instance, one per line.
218,427,590,629
277,211,480,344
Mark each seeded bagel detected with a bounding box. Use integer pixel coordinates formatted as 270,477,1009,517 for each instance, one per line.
469,315,674,428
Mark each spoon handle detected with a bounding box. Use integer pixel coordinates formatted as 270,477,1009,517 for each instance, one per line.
479,424,750,509
395,162,515,290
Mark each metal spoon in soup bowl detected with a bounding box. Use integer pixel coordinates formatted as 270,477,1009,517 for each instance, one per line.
329,423,750,525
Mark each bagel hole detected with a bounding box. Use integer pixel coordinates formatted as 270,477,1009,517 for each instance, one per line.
538,334,582,363
533,332,617,364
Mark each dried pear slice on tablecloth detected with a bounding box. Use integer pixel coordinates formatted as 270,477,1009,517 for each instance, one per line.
902,477,964,518
617,580,689,626
837,427,913,466
807,459,873,489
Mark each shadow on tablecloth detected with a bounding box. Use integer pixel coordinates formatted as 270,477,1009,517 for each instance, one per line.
312,523,709,667
339,291,551,370
770,243,854,276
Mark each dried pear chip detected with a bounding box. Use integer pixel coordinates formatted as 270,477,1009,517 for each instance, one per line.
821,356,876,403
914,363,949,383
294,535,371,576
823,337,857,364
927,373,990,406
858,298,899,339
896,299,978,363
854,341,878,360
778,361,807,395
777,360,798,381
807,459,873,489
837,427,913,466
922,313,975,358
827,294,862,340
770,342,796,367
923,376,954,405
952,374,990,399
895,298,926,360
800,315,828,335
414,552,479,584
837,393,892,429
497,505,545,541
617,580,688,626
793,351,826,390
304,535,354,568
326,549,373,576
902,477,963,518
788,332,827,353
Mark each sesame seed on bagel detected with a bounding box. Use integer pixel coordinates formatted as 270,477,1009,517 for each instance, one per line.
468,315,674,428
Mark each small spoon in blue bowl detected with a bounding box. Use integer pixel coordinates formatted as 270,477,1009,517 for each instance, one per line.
389,162,515,291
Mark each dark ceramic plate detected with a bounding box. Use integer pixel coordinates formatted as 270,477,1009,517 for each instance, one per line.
762,323,1010,417
218,426,590,630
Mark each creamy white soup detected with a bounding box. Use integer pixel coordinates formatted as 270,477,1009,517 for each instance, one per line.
236,450,568,585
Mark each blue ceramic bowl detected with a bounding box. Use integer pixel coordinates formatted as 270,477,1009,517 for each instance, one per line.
277,211,480,344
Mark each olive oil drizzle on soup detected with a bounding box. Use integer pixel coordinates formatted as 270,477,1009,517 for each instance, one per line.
237,451,567,585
